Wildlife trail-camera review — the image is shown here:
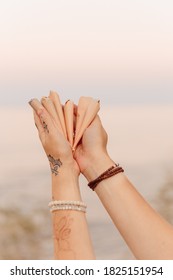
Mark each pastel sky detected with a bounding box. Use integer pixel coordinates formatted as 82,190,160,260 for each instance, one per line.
0,0,173,106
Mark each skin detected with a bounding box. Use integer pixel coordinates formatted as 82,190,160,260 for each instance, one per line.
30,100,95,260
74,116,173,260
30,98,173,259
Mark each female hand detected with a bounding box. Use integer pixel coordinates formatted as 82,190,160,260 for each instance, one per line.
74,115,114,181
29,98,79,176
29,98,95,259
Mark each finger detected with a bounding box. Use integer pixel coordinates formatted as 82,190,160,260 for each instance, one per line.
73,104,77,132
49,91,67,138
29,98,44,115
90,114,101,125
33,110,44,135
39,108,56,135
41,97,64,135
73,104,77,116
29,98,53,133
73,99,100,150
34,108,52,135
29,98,50,134
64,100,74,147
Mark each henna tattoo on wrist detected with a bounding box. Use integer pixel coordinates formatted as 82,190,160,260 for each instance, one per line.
48,154,62,176
53,214,75,259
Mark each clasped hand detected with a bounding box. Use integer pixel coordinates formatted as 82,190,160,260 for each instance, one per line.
29,97,108,180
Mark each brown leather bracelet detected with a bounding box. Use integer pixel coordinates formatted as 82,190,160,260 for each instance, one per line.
88,164,124,191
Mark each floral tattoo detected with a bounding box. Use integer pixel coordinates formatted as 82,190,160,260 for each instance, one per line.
53,215,75,259
48,154,62,175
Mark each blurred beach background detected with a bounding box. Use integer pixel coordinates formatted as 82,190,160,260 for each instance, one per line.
0,0,173,259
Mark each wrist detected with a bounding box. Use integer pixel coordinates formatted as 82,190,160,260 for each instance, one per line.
82,152,115,182
51,162,81,201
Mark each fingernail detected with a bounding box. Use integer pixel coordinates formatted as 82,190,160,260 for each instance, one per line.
28,99,34,106
41,96,51,103
28,98,44,112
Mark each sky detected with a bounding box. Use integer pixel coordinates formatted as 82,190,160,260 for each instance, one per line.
0,0,173,106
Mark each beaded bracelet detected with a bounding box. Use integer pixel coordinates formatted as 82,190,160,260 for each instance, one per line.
48,200,87,213
88,164,124,191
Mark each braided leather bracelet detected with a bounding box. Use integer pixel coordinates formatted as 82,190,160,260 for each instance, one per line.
88,164,124,191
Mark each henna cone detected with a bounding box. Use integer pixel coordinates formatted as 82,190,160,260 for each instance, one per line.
73,99,100,150
49,91,67,138
41,97,64,135
64,100,74,147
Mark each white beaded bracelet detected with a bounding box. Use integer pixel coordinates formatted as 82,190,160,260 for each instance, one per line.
50,205,86,213
48,200,87,213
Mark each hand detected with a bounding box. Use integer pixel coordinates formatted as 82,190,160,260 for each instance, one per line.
74,115,114,181
29,99,79,176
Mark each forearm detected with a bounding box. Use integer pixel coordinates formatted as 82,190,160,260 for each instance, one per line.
51,164,95,260
84,153,173,259
29,97,95,259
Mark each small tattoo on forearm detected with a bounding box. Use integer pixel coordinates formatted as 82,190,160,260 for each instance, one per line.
43,121,49,133
53,215,75,259
48,154,62,175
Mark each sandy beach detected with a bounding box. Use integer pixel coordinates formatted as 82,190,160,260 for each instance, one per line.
0,105,173,259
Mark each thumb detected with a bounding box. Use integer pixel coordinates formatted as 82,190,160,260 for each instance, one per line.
73,143,83,160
